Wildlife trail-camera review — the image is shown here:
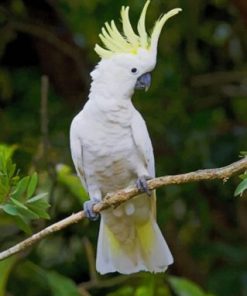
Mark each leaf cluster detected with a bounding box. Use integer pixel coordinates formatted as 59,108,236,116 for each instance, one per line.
0,144,50,234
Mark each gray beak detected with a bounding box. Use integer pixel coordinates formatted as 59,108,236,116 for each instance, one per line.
135,72,151,91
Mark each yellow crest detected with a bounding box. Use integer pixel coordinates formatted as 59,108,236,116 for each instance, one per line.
95,1,182,59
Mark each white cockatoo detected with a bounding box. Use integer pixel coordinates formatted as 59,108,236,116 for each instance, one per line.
70,1,181,274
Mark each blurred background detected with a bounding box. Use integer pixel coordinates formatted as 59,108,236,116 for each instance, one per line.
0,0,246,295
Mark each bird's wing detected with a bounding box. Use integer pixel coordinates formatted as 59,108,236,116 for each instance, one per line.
70,116,87,191
131,110,155,178
131,110,156,218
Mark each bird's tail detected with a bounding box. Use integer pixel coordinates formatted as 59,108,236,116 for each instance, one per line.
96,195,173,274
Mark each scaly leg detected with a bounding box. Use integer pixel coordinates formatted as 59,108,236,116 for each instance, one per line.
83,200,100,221
136,175,152,196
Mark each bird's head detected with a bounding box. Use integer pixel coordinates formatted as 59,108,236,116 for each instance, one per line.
91,1,181,96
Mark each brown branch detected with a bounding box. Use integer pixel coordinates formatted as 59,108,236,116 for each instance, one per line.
0,6,83,62
40,75,49,153
82,237,98,282
0,157,246,261
78,274,133,291
11,21,84,64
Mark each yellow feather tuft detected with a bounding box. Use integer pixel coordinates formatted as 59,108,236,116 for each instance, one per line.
150,8,182,51
101,27,127,52
94,1,182,59
137,0,150,48
104,22,130,51
94,44,113,59
121,6,139,49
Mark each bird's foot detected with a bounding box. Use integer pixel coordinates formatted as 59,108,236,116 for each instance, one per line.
83,200,100,221
136,175,152,196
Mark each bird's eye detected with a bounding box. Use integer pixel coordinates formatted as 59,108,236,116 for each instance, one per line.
131,68,138,74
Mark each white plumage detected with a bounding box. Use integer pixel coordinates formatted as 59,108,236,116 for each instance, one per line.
70,1,181,274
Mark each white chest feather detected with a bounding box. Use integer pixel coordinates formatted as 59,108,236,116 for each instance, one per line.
79,100,143,195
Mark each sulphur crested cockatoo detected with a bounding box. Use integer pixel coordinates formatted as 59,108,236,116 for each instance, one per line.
70,1,181,274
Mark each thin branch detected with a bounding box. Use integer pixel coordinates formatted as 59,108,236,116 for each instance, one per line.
0,6,87,82
78,274,133,291
0,157,246,261
0,6,83,61
83,237,98,282
40,75,49,155
12,21,84,63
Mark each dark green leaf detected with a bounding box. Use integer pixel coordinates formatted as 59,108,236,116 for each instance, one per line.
11,176,30,201
0,182,8,203
234,179,247,197
2,204,18,216
0,256,18,296
27,198,50,219
0,144,17,160
10,198,39,219
13,216,32,234
168,276,213,296
10,197,28,210
46,271,80,296
239,172,247,180
27,192,48,203
8,163,16,179
56,164,88,203
27,172,38,198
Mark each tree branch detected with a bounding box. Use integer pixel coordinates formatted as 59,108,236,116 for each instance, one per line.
0,157,246,261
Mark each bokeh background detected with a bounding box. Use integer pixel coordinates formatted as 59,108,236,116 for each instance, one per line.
0,0,246,295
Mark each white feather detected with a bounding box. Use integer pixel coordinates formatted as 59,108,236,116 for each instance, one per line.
70,37,173,275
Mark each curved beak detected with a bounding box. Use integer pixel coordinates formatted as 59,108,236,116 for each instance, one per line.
135,72,151,91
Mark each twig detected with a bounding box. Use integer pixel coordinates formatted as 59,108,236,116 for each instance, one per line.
83,237,98,282
12,21,84,63
78,274,133,291
40,75,49,154
0,157,246,261
78,286,91,296
0,6,83,61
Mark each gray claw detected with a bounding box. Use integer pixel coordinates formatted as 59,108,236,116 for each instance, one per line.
83,200,99,221
136,175,152,196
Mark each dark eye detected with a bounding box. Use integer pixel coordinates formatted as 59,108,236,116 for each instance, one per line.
131,68,138,74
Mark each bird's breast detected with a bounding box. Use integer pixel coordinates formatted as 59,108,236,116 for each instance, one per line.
84,124,138,194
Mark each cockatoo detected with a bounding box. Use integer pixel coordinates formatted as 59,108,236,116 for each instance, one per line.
70,1,181,274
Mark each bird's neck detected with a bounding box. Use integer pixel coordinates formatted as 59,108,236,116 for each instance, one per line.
88,83,135,126
90,78,135,100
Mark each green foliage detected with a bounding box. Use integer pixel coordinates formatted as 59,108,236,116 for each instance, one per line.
107,275,214,296
46,271,80,296
168,276,214,296
0,144,50,233
107,286,135,296
234,176,247,197
13,261,80,296
56,164,88,203
0,256,17,296
107,274,171,296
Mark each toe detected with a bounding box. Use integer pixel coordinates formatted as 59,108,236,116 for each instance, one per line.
83,200,99,221
136,175,151,196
